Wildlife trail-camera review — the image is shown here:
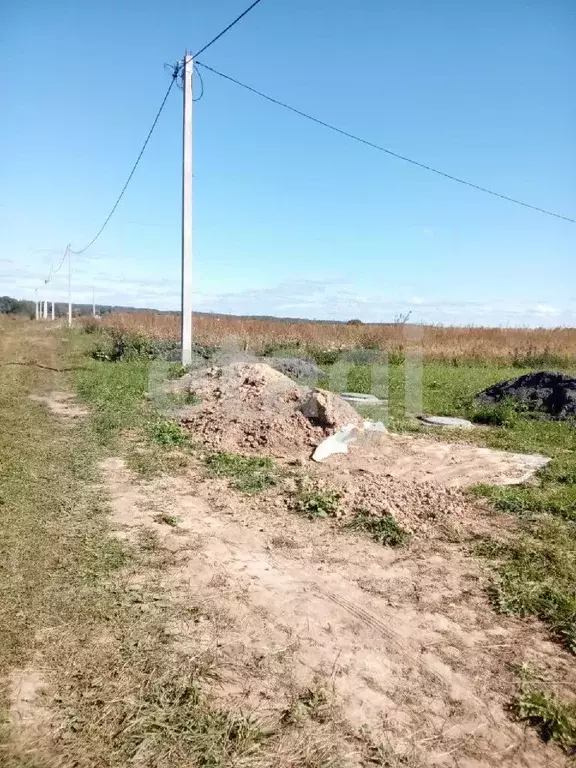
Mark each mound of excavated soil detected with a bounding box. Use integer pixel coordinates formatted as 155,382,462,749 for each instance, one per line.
477,370,576,421
296,471,466,537
172,362,363,457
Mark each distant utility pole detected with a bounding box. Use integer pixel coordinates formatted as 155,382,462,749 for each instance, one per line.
180,52,193,365
67,243,72,327
51,300,55,321
92,286,96,318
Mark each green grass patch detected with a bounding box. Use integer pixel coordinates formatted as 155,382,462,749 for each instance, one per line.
72,335,194,475
472,483,576,521
476,517,576,652
150,420,187,447
205,452,277,493
467,398,521,427
75,357,150,445
513,684,576,752
347,509,410,546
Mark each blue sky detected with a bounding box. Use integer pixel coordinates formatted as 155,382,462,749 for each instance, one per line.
1,0,574,326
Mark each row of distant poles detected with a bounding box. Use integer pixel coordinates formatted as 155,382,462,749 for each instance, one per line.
34,284,97,322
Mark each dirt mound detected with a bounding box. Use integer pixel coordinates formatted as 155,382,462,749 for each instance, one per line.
174,362,363,457
307,467,467,537
477,370,576,421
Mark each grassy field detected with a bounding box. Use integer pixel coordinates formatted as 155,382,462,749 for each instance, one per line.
91,311,576,365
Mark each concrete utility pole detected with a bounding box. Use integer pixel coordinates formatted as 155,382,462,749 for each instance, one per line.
67,244,72,327
51,300,55,321
180,52,193,365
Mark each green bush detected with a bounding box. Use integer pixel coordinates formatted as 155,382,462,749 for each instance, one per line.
512,349,575,369
261,341,302,357
308,348,341,366
346,364,372,394
343,348,385,365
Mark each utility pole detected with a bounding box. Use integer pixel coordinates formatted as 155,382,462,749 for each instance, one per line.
67,244,72,327
180,52,193,365
43,299,47,320
92,286,96,318
51,300,55,321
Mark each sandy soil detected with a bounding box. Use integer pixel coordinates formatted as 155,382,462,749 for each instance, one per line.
325,433,549,488
29,391,88,421
100,454,573,768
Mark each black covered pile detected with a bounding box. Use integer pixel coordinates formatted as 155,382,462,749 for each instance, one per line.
268,357,324,382
477,371,576,421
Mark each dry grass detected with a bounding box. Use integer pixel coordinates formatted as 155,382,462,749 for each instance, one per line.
92,312,576,364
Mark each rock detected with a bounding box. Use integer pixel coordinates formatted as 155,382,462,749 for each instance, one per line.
299,389,364,430
477,371,576,421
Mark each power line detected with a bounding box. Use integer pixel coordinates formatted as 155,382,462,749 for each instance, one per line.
190,0,266,60
45,244,70,282
196,61,575,224
71,67,179,255
69,1,267,257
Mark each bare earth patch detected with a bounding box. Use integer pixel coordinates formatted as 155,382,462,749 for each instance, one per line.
326,434,550,488
9,668,48,732
99,454,574,767
29,391,88,421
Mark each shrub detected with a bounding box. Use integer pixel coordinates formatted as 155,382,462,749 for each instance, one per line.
92,329,215,363
262,341,302,357
309,348,341,366
346,364,372,394
343,348,385,365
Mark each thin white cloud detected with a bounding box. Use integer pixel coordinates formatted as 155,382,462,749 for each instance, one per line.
3,267,575,328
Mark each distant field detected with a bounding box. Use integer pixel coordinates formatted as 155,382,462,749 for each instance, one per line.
93,311,576,365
